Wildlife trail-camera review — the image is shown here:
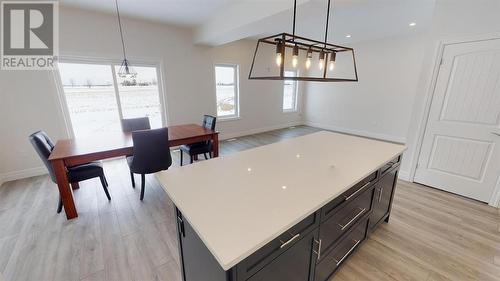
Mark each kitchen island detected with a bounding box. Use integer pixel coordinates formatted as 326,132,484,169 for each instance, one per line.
156,131,406,281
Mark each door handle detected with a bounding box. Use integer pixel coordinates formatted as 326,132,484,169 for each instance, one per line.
313,239,322,260
492,132,500,137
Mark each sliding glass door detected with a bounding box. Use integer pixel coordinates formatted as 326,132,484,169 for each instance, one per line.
57,61,164,138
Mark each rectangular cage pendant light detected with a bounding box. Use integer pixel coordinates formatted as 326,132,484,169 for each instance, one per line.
248,0,358,82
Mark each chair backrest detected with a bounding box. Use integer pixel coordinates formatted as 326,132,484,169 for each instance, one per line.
202,115,217,131
131,127,172,174
29,131,56,183
121,117,151,133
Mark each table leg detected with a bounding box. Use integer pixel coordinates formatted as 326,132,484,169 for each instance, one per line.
212,133,219,157
52,159,78,219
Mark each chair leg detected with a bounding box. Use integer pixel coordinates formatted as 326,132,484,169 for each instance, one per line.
140,174,146,201
180,150,183,166
130,171,135,188
71,182,80,190
190,155,193,164
209,151,212,158
204,153,208,160
103,175,109,187
100,176,111,201
57,196,63,214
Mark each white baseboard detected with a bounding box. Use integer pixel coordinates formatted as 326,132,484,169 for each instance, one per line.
398,170,410,181
219,121,304,140
0,166,47,185
304,121,406,144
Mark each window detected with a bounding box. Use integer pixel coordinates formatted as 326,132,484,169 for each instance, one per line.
215,64,239,118
58,61,164,138
283,70,298,112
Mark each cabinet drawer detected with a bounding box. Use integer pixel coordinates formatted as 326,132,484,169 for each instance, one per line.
314,216,369,281
321,171,376,222
378,155,401,178
237,211,320,279
318,187,373,257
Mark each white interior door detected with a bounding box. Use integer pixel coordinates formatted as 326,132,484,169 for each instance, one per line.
415,39,500,203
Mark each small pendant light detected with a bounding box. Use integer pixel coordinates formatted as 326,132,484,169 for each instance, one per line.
115,0,136,78
328,51,336,71
305,47,312,69
275,40,283,66
292,44,299,68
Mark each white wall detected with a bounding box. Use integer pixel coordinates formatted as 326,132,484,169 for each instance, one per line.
0,6,302,183
304,34,426,177
304,0,500,179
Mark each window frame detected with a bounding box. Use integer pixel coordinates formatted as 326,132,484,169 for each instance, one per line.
53,56,167,138
214,63,240,120
282,70,299,113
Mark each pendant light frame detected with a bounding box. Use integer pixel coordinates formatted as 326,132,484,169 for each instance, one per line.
248,0,358,82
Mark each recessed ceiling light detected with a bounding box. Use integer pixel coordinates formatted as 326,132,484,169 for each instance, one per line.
346,34,352,38
409,22,416,27
282,185,287,190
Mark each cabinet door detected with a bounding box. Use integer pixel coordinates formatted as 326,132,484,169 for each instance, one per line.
247,230,318,281
370,166,398,229
177,210,228,281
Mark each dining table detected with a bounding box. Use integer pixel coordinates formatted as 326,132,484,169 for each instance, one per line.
48,124,219,219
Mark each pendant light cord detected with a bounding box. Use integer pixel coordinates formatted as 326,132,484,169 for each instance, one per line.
292,0,297,37
115,0,127,60
324,0,331,48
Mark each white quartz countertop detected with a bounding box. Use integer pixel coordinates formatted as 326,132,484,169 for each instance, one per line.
156,131,406,270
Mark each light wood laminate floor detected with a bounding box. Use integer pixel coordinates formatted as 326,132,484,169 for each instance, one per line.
0,126,499,281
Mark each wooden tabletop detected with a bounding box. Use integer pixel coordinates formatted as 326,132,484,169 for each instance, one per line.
49,124,217,161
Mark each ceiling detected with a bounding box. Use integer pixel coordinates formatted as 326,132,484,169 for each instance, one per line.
61,0,234,26
61,0,436,46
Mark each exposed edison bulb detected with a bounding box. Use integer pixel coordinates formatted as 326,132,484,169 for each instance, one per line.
319,59,325,70
275,53,282,66
329,61,335,71
291,45,299,68
305,58,311,69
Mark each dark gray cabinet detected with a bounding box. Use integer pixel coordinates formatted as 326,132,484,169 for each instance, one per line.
175,155,402,281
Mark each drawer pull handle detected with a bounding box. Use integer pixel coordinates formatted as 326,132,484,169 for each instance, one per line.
280,233,300,249
338,208,366,230
334,239,361,266
345,182,371,201
313,239,322,260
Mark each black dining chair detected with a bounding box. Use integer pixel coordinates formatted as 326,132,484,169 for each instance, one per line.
121,117,151,133
121,117,151,188
29,131,111,213
127,127,172,200
180,115,216,166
